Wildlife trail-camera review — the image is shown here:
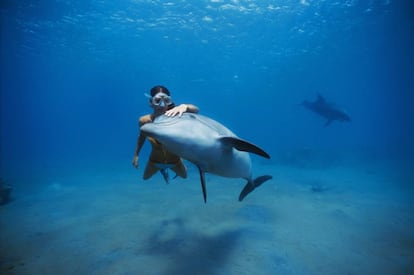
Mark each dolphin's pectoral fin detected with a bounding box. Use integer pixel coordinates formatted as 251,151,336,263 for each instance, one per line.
238,175,272,201
219,137,270,159
197,166,207,203
324,120,332,127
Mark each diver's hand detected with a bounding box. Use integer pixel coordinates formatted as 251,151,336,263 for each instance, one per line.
132,156,139,169
165,104,187,117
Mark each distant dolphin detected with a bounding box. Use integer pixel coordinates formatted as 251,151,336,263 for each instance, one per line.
302,94,351,127
140,113,272,203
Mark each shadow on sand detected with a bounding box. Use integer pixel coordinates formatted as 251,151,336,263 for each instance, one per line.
142,218,244,275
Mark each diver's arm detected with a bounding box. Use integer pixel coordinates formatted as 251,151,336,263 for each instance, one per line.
132,133,146,168
165,104,199,117
184,104,199,113
134,133,147,156
132,116,151,168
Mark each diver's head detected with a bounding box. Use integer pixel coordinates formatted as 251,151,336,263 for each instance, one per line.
146,85,175,110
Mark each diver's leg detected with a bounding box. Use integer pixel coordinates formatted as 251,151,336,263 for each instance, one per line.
171,159,187,179
143,161,160,180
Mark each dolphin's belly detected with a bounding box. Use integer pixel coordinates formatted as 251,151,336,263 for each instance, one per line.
165,136,252,179
196,147,252,180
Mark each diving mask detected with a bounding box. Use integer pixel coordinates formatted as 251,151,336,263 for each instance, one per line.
145,92,173,107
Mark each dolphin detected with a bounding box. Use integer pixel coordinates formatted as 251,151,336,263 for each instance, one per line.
140,113,272,203
302,94,351,127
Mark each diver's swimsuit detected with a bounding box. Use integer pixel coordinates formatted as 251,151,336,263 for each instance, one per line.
147,136,182,166
140,114,187,180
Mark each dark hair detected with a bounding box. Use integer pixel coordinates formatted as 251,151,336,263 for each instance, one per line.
150,85,170,97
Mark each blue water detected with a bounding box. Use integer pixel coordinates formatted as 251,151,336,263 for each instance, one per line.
1,1,413,274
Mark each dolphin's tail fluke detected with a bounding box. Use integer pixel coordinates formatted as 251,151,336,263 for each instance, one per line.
238,175,272,201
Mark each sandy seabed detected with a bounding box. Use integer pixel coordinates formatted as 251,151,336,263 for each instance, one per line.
1,158,413,275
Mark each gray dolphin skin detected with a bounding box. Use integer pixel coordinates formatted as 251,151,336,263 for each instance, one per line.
140,113,272,203
302,94,351,127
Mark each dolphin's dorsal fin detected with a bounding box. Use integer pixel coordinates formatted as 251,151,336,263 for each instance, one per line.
219,137,270,159
317,93,326,103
